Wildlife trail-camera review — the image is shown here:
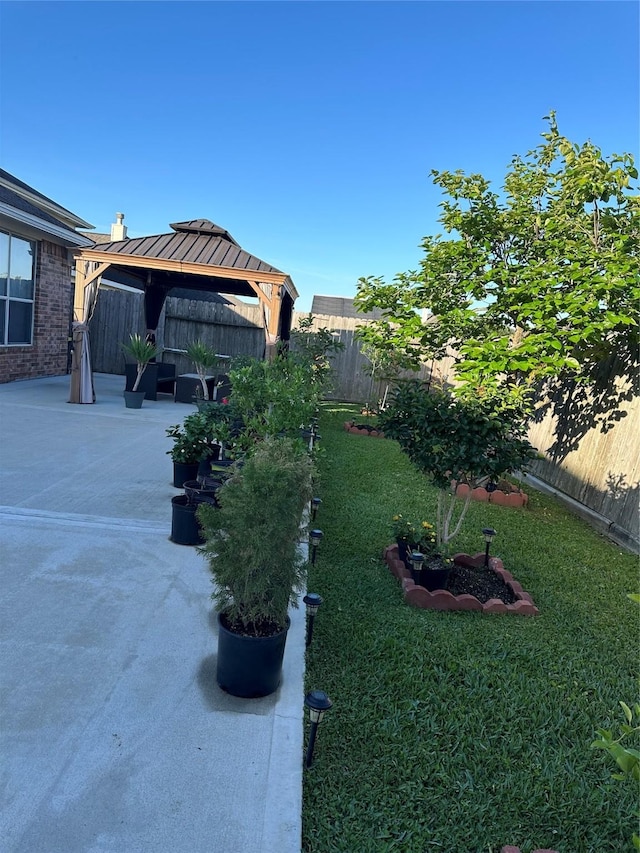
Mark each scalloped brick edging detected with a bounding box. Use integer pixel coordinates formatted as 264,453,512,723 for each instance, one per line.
452,481,529,507
383,545,539,615
343,420,385,438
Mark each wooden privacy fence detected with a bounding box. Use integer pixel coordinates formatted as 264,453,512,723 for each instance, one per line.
90,290,265,376
89,289,638,549
291,313,457,403
527,365,639,550
90,295,443,400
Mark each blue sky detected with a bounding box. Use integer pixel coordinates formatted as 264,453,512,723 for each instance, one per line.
1,0,638,311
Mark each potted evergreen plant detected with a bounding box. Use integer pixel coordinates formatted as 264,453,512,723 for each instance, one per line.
121,333,158,408
197,436,314,697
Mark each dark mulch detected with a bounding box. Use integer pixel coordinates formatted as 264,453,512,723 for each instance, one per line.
446,563,517,604
220,612,286,638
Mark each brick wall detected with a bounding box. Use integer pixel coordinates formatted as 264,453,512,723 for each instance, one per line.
0,239,72,383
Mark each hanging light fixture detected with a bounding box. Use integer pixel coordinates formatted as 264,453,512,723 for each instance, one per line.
304,690,333,768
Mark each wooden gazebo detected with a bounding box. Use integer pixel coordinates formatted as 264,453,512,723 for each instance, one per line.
69,219,298,403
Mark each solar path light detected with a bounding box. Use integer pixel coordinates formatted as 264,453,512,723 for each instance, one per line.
303,592,323,647
304,690,333,768
482,527,496,568
409,551,425,585
311,497,322,522
310,529,323,565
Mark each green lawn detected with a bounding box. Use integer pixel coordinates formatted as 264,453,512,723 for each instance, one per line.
302,403,639,853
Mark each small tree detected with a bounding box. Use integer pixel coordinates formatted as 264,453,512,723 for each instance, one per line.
378,382,537,551
289,313,344,397
186,340,219,400
360,339,406,415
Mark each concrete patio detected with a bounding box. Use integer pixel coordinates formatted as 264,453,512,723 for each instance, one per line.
0,373,306,853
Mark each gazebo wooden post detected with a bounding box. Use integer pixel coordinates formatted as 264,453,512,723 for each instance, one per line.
72,258,110,321
73,257,86,320
265,284,283,360
69,257,111,404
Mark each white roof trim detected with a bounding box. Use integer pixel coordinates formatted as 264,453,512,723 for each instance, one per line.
0,202,95,247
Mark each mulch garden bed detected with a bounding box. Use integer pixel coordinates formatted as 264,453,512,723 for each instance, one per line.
383,546,539,615
447,562,517,604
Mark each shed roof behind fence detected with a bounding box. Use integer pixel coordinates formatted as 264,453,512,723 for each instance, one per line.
311,295,384,320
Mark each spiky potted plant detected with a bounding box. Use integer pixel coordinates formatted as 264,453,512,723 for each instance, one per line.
121,333,158,408
186,339,219,401
197,436,314,697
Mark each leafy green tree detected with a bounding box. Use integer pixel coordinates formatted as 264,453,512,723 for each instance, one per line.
227,353,321,451
356,114,639,410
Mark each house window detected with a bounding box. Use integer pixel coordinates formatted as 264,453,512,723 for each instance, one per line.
0,230,36,345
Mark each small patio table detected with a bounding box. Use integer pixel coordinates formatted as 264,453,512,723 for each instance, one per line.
175,373,216,403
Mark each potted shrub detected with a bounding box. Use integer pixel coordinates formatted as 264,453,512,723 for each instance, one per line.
227,351,323,451
167,408,237,545
391,514,421,564
194,399,245,470
121,333,158,408
197,437,314,698
390,515,446,591
166,410,223,487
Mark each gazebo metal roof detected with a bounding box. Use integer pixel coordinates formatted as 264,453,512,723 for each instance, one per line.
72,218,298,355
91,219,284,275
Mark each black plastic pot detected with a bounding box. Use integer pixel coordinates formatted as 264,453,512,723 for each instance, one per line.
170,494,204,546
183,480,220,507
198,456,233,480
196,448,223,480
396,539,410,565
216,613,290,698
172,461,200,488
421,567,451,592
